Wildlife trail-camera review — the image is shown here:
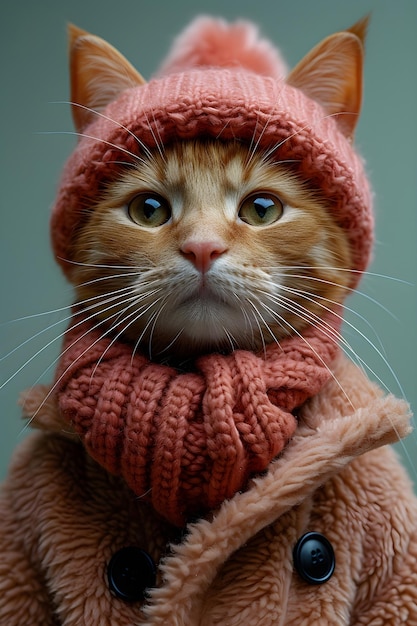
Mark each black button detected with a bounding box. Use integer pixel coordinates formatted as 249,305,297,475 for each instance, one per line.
293,532,335,584
107,547,156,602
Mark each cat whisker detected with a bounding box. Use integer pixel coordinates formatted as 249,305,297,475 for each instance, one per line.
245,297,280,358
145,316,160,362
275,290,415,465
262,293,346,361
74,272,161,293
232,292,256,348
0,303,72,327
5,283,156,392
0,298,76,356
261,288,405,403
109,290,159,330
20,285,162,430
59,258,148,271
156,328,185,358
266,158,303,168
1,306,100,391
131,297,168,362
252,295,355,409
246,114,260,165
259,109,357,163
147,300,170,361
40,130,144,167
222,326,238,353
89,293,164,380
0,282,144,370
246,109,276,167
274,282,389,361
0,314,69,369
134,486,153,501
143,109,167,164
73,285,161,329
75,273,142,290
257,287,336,338
261,119,317,162
51,101,154,161
215,119,232,140
20,317,115,432
268,266,411,319
273,264,412,285
245,299,267,354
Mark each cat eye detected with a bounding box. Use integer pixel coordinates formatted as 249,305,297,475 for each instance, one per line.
238,193,284,226
127,193,171,228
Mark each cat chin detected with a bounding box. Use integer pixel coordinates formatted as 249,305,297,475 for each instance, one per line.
130,308,261,363
146,335,260,368
156,311,249,355
116,289,288,361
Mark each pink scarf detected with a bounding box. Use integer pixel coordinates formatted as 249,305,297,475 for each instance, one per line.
55,310,341,526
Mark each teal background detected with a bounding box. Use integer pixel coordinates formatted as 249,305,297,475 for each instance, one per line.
1,0,416,488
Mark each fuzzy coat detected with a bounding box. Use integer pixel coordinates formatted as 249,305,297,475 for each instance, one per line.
1,355,416,625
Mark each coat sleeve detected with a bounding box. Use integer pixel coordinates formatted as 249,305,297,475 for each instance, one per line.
351,527,417,625
348,446,417,626
0,454,57,625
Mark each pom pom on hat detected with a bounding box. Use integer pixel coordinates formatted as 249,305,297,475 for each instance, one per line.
156,16,288,78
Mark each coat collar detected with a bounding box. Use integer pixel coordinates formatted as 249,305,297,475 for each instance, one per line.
141,354,412,623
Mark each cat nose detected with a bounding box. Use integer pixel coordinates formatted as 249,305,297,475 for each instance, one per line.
181,240,228,274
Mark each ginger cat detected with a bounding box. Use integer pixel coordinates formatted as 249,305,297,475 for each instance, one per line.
64,19,367,365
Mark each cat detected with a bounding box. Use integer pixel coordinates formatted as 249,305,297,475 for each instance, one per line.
60,19,367,368
70,139,351,364
2,26,417,623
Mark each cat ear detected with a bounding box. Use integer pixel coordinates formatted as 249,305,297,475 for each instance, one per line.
287,17,368,139
68,24,146,133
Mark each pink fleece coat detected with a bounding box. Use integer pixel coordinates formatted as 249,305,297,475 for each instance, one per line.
1,355,416,625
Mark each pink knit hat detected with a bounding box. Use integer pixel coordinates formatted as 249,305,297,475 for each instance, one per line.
51,17,373,283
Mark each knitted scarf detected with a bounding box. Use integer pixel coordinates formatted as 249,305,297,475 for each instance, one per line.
56,310,341,526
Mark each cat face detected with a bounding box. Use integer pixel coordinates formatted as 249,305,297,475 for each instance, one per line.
69,140,351,361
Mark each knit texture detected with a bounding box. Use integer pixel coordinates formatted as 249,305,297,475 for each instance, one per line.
56,310,341,526
3,357,416,625
51,21,373,285
156,16,289,79
51,18,374,526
